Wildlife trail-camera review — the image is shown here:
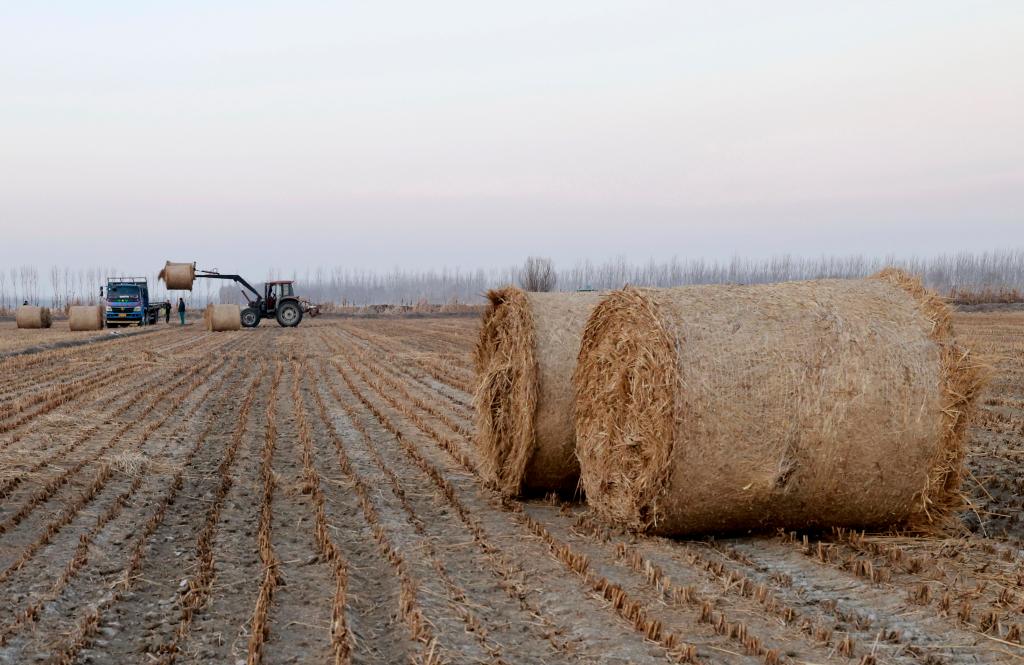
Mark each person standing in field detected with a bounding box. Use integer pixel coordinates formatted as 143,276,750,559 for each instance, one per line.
177,297,186,325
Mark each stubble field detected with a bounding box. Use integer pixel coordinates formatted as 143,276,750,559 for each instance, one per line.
0,310,1022,665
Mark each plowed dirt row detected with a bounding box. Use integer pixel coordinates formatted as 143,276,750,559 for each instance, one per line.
0,312,1021,665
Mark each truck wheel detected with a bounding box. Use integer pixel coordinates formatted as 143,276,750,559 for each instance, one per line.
276,301,303,327
241,307,261,328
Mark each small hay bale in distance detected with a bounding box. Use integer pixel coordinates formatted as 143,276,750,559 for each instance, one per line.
474,287,602,496
159,261,196,290
208,304,241,331
573,270,985,536
68,305,104,331
15,305,52,329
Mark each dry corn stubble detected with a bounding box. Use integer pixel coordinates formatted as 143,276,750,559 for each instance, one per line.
473,287,602,496
574,271,986,536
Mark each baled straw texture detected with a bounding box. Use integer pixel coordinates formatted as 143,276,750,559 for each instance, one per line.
474,287,602,495
203,304,212,331
209,304,241,331
15,306,52,329
574,271,984,536
159,261,195,291
68,305,104,331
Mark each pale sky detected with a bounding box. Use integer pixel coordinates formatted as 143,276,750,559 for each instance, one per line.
1,1,1021,278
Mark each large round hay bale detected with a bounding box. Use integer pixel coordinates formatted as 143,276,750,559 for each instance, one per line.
474,287,603,495
160,262,195,290
68,305,104,331
209,304,240,331
15,306,52,329
574,270,985,536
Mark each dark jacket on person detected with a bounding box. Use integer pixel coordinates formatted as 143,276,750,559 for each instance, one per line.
177,299,186,313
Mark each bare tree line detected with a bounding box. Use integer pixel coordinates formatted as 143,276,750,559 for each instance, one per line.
3,248,1022,312
234,248,1024,305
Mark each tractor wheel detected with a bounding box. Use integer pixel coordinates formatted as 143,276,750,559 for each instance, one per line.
276,301,303,327
241,307,261,328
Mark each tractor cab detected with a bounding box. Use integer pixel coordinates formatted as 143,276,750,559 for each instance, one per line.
265,281,294,311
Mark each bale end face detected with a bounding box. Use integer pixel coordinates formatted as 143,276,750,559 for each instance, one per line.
871,268,988,532
473,287,538,495
573,287,677,531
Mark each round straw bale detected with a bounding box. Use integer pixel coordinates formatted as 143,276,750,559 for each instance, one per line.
574,271,985,536
208,304,240,331
68,305,104,331
160,261,195,290
15,306,52,329
474,287,603,495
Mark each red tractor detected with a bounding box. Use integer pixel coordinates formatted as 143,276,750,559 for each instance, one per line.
195,271,320,327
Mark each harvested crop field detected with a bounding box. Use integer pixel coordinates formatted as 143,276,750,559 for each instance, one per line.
0,311,1022,665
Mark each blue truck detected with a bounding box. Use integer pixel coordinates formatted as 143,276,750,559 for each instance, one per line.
102,277,171,327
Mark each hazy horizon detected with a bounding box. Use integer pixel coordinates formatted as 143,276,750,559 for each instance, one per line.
2,1,1022,279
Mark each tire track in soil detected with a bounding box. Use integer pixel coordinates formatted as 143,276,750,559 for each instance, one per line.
0,336,250,663
325,356,696,665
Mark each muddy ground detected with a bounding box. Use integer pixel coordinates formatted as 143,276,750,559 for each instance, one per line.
0,311,1021,664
